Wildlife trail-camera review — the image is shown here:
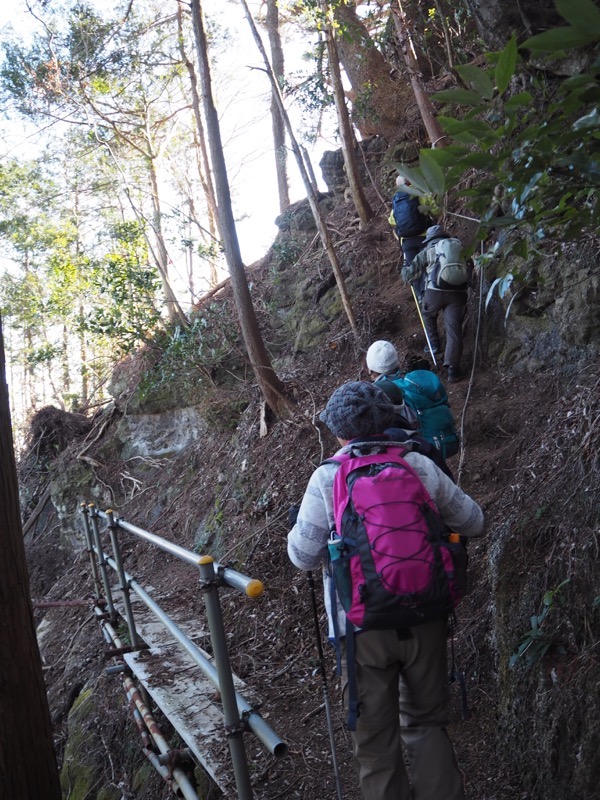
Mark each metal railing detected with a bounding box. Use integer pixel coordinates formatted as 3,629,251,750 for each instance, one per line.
80,502,287,800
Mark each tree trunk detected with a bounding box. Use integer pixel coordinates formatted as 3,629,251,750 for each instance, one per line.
239,0,359,338
79,303,88,407
320,1,374,227
390,0,448,148
176,2,219,237
62,323,70,395
147,157,189,326
266,0,290,214
0,317,62,799
331,1,413,140
187,190,220,288
190,0,287,413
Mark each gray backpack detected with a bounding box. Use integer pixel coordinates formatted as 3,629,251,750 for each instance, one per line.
427,238,469,290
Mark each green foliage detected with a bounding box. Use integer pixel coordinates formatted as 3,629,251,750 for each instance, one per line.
142,303,239,395
351,81,376,124
26,342,62,367
284,65,334,142
85,221,161,355
509,579,571,668
521,0,600,52
271,237,303,267
116,622,132,647
394,0,600,318
394,151,444,217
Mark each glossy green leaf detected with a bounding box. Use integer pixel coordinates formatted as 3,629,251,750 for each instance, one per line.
504,91,534,110
485,277,502,310
432,88,485,106
484,215,519,227
423,146,469,167
556,0,600,34
419,150,446,196
560,74,597,91
495,36,518,94
437,116,473,134
485,273,515,310
455,64,495,100
438,116,498,144
521,26,599,52
392,163,430,194
460,152,497,168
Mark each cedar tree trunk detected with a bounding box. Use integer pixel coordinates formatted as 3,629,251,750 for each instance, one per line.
0,316,62,798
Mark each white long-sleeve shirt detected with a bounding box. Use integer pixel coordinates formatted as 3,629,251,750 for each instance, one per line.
287,442,484,638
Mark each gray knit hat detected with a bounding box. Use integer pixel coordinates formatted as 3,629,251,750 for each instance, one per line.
366,340,399,375
319,381,396,439
424,224,447,243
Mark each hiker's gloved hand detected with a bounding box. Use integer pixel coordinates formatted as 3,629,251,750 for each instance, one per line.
288,505,300,528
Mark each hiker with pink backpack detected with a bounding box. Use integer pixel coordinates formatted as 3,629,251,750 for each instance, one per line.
287,381,484,800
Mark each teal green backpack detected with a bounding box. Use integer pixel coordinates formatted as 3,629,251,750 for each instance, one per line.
383,370,460,458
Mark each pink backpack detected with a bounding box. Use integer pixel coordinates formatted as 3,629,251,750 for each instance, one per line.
328,443,463,630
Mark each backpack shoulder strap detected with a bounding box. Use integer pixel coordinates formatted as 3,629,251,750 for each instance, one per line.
323,441,409,469
376,374,405,405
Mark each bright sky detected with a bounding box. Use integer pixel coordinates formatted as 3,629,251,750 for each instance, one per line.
0,0,334,268
210,1,333,261
0,0,338,431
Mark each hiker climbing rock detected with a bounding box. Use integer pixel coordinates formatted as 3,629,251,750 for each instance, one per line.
389,175,434,297
366,339,459,463
287,381,484,800
402,226,472,383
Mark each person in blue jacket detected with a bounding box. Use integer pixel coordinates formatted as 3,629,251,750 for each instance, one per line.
389,175,434,296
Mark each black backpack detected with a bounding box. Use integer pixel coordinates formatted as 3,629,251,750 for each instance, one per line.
392,191,431,238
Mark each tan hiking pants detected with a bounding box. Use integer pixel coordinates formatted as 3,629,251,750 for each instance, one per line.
341,620,465,800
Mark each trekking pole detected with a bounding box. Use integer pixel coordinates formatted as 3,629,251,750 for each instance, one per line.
410,284,438,367
307,571,345,800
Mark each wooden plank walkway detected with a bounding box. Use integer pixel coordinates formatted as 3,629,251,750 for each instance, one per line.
114,589,261,796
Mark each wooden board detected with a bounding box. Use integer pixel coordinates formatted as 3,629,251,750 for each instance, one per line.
113,589,259,796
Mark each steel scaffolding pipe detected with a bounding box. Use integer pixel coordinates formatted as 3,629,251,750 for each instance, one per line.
105,508,140,649
101,555,288,759
95,509,264,598
199,556,253,800
87,504,117,621
98,608,200,800
80,502,102,599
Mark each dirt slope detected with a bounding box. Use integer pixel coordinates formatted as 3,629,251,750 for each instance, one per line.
22,204,599,799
